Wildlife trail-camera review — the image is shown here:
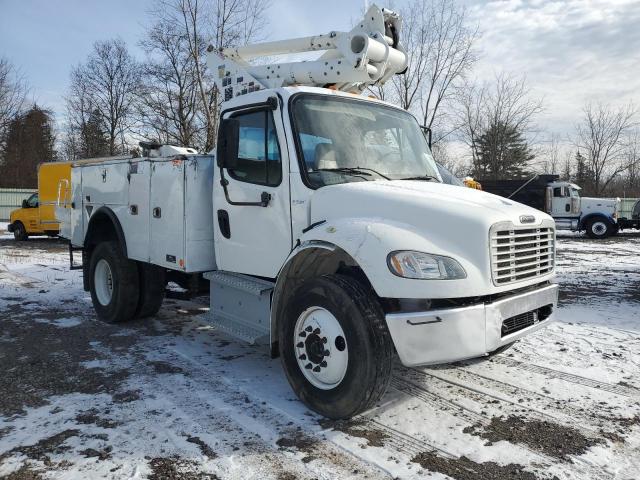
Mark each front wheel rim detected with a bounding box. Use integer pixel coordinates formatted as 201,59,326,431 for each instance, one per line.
592,221,607,236
294,306,348,390
94,259,114,306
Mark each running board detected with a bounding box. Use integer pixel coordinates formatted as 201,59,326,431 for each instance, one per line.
203,271,273,345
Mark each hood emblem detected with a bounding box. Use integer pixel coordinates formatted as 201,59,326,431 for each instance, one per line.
520,215,535,224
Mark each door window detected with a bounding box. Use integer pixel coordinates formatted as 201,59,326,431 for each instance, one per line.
26,193,39,208
229,110,282,186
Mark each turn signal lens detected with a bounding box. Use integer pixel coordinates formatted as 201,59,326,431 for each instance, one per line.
387,251,466,280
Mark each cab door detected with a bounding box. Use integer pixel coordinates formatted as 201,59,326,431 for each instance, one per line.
213,95,292,278
551,186,573,217
24,193,42,233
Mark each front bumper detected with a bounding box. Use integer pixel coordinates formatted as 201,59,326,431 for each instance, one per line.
386,283,559,366
7,223,15,232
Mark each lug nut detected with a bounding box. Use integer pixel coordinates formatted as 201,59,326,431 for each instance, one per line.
313,366,321,372
322,337,327,344
305,363,312,370
323,350,330,356
296,342,304,348
313,328,321,335
320,361,327,367
299,354,307,360
305,326,313,332
299,331,307,338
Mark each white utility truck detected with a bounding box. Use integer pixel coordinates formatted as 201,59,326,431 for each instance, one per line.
481,175,621,239
56,5,558,419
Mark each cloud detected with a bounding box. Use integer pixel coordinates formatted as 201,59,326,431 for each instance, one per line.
465,0,640,135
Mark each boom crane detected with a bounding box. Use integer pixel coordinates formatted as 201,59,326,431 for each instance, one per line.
206,4,408,100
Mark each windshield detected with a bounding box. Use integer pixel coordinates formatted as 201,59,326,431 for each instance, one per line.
570,188,580,198
436,162,465,187
291,95,441,188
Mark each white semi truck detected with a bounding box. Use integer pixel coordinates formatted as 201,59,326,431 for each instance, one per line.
56,5,558,419
481,175,621,239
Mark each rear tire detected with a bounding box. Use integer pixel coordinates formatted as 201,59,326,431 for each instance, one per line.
585,218,612,239
279,274,393,419
135,263,166,318
89,241,140,323
13,222,27,241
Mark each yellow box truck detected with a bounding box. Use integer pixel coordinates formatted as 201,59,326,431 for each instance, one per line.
8,162,71,240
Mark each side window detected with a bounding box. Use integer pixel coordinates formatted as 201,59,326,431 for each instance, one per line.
553,187,564,198
229,110,282,186
27,193,39,208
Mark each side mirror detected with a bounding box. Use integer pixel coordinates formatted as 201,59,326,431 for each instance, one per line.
420,126,432,148
21,199,28,208
217,118,239,169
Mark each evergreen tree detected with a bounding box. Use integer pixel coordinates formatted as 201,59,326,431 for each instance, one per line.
80,109,110,158
0,105,56,188
474,121,534,180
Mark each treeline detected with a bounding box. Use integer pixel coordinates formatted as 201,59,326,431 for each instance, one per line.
0,0,638,196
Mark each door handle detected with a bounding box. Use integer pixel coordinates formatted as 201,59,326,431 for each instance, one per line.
153,207,162,218
217,210,231,238
220,173,271,207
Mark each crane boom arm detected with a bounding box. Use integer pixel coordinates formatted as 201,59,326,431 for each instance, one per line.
206,4,408,99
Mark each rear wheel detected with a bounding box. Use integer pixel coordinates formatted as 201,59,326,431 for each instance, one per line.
135,263,166,318
585,218,612,239
279,274,393,419
13,222,27,241
89,241,140,323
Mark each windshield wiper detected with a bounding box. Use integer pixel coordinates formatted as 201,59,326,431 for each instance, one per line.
315,167,390,180
399,175,439,182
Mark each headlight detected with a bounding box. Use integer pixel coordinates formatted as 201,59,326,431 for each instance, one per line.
387,251,466,280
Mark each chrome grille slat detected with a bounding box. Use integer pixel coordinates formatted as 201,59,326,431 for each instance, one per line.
490,225,555,285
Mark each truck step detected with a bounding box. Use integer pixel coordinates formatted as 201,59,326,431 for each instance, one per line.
203,271,274,345
201,311,269,345
204,271,274,296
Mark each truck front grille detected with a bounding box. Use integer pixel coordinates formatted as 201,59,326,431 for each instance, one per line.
491,226,555,286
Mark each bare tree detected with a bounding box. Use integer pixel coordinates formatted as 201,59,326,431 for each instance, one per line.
540,133,562,175
67,39,140,156
136,18,202,147
155,0,270,152
457,73,543,177
0,58,28,151
389,0,478,140
574,102,637,195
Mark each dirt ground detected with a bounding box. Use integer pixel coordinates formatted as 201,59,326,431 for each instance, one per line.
0,228,639,479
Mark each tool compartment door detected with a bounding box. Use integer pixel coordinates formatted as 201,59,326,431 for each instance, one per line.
150,160,186,270
126,160,151,262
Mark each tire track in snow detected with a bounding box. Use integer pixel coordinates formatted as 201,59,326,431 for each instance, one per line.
390,372,615,480
164,344,392,479
489,356,640,397
403,364,624,434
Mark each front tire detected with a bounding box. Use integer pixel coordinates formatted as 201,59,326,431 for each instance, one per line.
279,274,393,419
13,222,27,241
585,218,612,239
89,241,140,323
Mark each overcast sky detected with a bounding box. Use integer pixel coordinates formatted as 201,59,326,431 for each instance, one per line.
1,0,639,140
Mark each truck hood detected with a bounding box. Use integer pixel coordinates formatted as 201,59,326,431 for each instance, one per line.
308,180,555,298
580,196,619,214
310,180,548,231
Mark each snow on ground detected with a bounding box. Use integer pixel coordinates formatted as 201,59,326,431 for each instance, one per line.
0,233,639,479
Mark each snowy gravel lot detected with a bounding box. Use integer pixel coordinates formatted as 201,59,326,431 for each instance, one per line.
0,223,639,480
